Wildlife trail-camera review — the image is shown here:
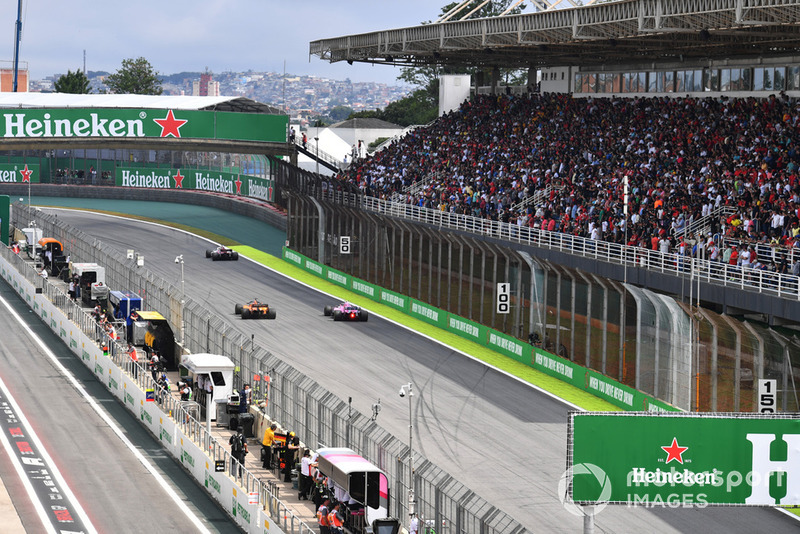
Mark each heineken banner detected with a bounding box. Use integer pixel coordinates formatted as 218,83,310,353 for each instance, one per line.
569,412,800,506
0,108,287,143
0,163,39,184
116,167,273,202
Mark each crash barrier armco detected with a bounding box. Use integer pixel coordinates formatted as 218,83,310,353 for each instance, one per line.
0,246,313,534
11,204,526,534
283,247,680,413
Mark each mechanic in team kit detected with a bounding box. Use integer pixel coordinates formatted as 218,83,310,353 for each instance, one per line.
262,423,277,469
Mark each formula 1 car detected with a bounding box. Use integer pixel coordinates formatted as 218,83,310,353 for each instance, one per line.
205,245,239,261
323,302,369,322
235,299,276,320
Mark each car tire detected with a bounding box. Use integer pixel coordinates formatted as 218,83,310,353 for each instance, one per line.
235,304,243,315
267,309,276,319
242,309,251,319
333,310,342,321
211,252,219,261
360,310,369,322
205,250,212,258
324,305,332,316
232,251,239,261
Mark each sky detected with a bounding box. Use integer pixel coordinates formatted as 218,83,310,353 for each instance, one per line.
0,0,474,87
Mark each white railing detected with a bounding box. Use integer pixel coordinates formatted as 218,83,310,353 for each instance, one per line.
675,205,736,238
316,189,800,301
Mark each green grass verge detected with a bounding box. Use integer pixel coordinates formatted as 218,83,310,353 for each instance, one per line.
235,246,620,412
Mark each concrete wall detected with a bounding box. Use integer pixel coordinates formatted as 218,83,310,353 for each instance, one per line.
0,183,287,232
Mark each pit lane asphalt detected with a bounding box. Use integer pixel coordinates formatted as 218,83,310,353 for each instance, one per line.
0,269,241,533
41,204,800,533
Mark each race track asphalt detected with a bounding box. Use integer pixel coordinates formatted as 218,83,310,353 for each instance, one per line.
42,206,800,534
0,264,242,533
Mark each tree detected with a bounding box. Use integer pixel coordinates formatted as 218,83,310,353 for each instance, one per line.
105,57,163,95
53,69,91,94
328,105,354,122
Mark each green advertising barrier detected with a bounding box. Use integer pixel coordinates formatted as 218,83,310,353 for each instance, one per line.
0,163,40,184
324,266,350,288
446,313,486,345
116,167,274,201
282,247,678,412
0,108,287,143
570,412,800,506
379,288,409,313
486,329,531,364
408,298,447,329
283,248,303,267
350,277,379,300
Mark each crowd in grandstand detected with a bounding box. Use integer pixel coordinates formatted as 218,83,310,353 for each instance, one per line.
336,92,800,272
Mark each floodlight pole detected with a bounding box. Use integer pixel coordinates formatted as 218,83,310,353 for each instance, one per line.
399,382,415,519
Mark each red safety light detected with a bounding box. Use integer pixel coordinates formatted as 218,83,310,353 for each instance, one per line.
350,312,355,319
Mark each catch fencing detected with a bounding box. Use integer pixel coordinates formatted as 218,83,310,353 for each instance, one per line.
11,203,526,534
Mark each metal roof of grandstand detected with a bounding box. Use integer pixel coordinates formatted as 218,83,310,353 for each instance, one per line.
0,94,282,114
330,118,400,129
310,0,800,69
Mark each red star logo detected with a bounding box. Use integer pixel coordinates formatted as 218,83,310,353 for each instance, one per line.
173,170,185,188
19,164,32,183
661,438,689,464
153,110,188,138
235,176,242,195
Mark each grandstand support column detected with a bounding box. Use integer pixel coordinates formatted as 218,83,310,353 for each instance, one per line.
554,268,562,355
696,308,718,411
742,322,765,407
590,274,610,375
518,252,539,348
309,196,326,262
576,271,593,369
721,315,744,411
515,256,524,339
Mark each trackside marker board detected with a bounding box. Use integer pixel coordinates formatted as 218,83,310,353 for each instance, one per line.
568,412,800,506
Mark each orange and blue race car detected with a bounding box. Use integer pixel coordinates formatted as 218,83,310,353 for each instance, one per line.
323,302,369,322
205,245,239,261
235,299,276,320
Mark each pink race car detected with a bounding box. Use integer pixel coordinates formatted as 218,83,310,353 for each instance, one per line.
323,302,369,322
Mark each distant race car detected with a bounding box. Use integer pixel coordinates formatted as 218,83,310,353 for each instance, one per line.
205,245,239,261
235,299,276,320
323,302,369,322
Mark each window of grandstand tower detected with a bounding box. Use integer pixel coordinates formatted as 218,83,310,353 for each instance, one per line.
574,65,800,94
788,66,800,90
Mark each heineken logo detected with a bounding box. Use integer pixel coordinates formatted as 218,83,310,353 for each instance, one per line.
120,170,174,189
661,438,688,464
4,112,146,138
0,163,38,183
153,110,187,138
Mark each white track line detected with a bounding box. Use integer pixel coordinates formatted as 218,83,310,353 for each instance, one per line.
0,283,212,534
0,372,92,534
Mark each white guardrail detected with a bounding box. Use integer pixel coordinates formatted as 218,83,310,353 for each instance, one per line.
0,246,316,534
320,189,800,301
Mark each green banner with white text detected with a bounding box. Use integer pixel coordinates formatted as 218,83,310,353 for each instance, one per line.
570,412,800,506
115,167,273,202
0,108,286,143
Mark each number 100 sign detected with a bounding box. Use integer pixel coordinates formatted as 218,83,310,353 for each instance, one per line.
497,283,510,314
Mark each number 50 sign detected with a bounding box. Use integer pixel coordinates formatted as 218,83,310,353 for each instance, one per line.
497,283,510,314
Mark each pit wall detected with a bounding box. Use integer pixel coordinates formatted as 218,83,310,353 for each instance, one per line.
283,247,679,413
0,249,288,534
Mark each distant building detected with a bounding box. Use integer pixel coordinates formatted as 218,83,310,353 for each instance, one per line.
193,71,220,96
0,62,28,92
